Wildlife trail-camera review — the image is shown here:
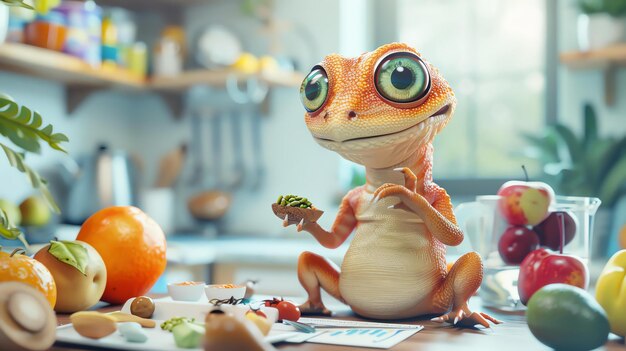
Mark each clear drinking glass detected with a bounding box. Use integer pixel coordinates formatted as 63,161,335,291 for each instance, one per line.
454,195,601,311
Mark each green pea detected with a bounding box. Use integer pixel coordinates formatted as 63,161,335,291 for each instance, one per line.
277,194,313,208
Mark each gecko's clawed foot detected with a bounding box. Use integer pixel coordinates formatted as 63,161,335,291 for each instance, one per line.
372,184,409,203
393,167,417,192
431,309,502,328
298,301,332,316
372,167,420,203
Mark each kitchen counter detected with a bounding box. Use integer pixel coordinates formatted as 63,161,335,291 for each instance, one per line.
166,235,349,266
51,295,626,351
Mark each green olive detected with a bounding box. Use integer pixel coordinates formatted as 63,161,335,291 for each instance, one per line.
374,52,430,106
300,66,329,113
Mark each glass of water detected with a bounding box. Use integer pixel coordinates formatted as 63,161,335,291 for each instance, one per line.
454,195,600,311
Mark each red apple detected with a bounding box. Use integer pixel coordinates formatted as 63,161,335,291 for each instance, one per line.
497,181,555,226
533,211,577,250
498,226,540,265
518,248,588,305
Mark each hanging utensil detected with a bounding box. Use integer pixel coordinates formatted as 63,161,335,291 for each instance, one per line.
249,107,265,190
188,110,206,187
226,75,269,190
248,78,268,190
155,144,187,188
228,109,246,190
209,110,223,189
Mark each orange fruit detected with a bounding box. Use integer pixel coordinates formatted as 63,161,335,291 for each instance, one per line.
76,206,166,304
0,248,57,307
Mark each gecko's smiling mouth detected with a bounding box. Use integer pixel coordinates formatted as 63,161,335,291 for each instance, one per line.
315,104,451,144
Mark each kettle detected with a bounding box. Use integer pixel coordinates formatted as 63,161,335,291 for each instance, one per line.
61,144,138,225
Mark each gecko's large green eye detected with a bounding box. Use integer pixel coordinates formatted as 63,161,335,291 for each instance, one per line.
374,52,430,107
300,66,329,113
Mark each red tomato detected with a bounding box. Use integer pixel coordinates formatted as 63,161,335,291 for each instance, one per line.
246,309,267,318
276,301,301,322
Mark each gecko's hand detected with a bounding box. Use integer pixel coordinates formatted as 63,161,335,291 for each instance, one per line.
372,167,424,211
273,201,324,233
282,216,322,233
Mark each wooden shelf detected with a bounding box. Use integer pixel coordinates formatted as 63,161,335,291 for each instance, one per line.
560,44,626,69
150,69,304,92
0,43,144,89
559,44,626,105
94,0,206,11
0,43,303,115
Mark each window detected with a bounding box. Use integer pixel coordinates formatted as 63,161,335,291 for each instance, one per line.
396,0,546,178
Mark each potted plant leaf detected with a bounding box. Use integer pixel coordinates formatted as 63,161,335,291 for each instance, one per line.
577,0,626,50
523,103,626,257
0,93,68,248
0,1,67,247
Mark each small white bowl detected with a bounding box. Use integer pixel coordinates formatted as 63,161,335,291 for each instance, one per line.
167,282,206,301
205,284,246,302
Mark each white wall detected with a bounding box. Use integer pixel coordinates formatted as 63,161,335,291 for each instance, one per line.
0,72,134,205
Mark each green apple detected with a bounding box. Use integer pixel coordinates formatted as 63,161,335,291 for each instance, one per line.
19,196,51,227
0,198,21,226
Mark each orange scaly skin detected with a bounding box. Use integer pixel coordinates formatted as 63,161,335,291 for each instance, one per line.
290,43,500,327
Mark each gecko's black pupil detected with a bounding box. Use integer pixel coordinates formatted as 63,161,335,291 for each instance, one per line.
305,80,320,101
391,66,414,90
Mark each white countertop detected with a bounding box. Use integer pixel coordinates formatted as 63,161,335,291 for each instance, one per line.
166,235,349,266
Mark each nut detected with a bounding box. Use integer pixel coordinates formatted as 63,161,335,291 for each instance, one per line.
130,296,155,319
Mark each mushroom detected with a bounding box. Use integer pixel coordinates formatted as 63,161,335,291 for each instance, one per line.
0,282,56,351
204,310,276,351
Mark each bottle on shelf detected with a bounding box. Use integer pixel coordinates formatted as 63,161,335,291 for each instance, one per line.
101,14,117,68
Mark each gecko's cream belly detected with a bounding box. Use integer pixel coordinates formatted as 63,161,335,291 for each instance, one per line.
339,196,444,319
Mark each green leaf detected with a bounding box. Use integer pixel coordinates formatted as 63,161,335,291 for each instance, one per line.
0,98,68,154
599,156,626,207
0,209,28,248
553,123,583,167
0,0,33,10
0,142,60,213
0,209,21,239
598,136,626,178
585,139,613,191
47,240,88,275
522,132,560,164
583,104,598,148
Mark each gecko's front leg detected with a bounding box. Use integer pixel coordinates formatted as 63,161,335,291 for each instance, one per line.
288,188,361,315
372,167,464,246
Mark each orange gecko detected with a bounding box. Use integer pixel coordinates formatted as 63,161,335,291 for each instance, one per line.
283,42,501,328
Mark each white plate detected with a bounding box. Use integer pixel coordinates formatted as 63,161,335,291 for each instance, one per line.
56,321,301,350
196,25,242,68
56,297,296,350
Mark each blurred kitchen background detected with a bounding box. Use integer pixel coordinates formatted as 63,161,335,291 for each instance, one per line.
0,0,625,297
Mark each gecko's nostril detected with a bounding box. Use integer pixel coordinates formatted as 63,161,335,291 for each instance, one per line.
348,111,357,120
